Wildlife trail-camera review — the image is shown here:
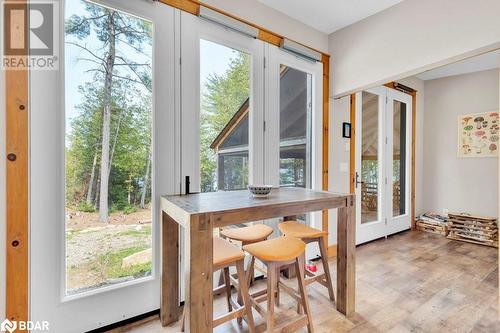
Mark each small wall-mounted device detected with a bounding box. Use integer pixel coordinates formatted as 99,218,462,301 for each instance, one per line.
342,122,351,138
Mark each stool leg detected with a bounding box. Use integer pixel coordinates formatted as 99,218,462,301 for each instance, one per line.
223,267,233,312
236,259,256,333
266,263,277,332
275,266,281,307
296,256,314,333
318,237,335,303
247,255,256,287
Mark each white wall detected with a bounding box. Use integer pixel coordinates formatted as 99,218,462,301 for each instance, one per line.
329,0,500,97
423,69,499,217
328,96,351,244
202,0,329,53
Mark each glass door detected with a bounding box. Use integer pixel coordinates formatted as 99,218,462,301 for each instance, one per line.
180,12,264,195
355,87,387,244
30,1,175,331
265,45,323,258
386,89,412,235
355,87,412,244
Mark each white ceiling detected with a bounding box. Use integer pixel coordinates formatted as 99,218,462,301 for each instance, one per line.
416,50,500,81
258,0,404,34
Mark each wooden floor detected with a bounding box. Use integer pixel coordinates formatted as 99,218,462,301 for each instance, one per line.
120,231,499,333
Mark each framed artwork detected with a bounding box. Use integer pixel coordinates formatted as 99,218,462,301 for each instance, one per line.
458,111,499,157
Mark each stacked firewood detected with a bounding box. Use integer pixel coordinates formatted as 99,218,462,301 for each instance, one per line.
447,213,498,248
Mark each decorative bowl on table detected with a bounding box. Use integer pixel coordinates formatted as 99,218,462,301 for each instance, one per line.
248,185,273,198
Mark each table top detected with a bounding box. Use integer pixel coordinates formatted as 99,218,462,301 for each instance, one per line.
161,187,352,216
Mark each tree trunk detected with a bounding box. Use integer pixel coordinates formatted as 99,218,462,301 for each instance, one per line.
108,108,123,176
86,148,98,204
98,11,116,223
140,150,151,209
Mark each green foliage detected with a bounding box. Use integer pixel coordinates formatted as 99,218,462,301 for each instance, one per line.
200,52,250,192
65,1,153,217
123,205,137,215
77,201,96,213
96,246,151,279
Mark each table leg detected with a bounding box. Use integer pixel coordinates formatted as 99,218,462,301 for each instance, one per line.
186,213,213,332
161,211,180,326
336,195,355,316
282,215,298,278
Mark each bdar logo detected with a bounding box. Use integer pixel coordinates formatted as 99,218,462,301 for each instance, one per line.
0,319,17,333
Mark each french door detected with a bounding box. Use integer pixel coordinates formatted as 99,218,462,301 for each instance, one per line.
354,87,412,244
179,11,323,260
30,0,175,331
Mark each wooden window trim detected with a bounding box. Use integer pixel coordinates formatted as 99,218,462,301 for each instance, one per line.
5,0,29,327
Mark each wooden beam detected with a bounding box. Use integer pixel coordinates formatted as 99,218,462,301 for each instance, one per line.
5,1,29,328
321,54,331,254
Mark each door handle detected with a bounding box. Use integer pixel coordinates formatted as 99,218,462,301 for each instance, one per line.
355,172,363,189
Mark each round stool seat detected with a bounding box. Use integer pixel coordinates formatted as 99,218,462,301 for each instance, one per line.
278,220,327,239
213,237,245,268
221,224,274,243
243,236,305,262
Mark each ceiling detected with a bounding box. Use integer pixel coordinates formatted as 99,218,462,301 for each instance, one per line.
416,50,500,81
258,0,404,34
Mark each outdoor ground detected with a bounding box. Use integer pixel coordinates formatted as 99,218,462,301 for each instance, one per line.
66,208,152,294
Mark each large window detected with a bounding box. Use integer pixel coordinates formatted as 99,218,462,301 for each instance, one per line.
65,0,153,294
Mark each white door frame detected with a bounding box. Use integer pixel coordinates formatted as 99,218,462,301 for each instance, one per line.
179,11,265,194
386,88,413,235
30,1,175,331
354,86,412,245
265,45,323,258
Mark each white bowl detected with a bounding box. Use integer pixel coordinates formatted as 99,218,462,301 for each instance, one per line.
248,185,273,198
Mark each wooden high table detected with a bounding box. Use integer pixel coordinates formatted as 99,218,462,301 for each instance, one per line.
160,187,355,332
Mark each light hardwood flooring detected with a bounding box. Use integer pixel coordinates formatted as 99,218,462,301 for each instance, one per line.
117,231,499,333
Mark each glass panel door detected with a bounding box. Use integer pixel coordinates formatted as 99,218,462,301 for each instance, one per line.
386,89,412,235
265,45,323,258
199,40,251,192
279,66,313,189
30,1,175,331
180,12,264,195
360,91,381,224
355,87,412,244
355,88,387,244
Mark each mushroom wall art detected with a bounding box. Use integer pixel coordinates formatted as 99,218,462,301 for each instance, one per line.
458,111,499,157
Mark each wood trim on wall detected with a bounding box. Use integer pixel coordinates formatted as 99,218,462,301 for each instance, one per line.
5,0,29,327
349,94,356,194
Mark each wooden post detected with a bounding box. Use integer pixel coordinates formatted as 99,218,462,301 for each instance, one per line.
187,213,213,332
336,195,356,316
161,211,180,326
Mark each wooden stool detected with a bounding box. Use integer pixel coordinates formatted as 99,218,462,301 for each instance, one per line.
220,224,274,286
278,220,335,303
181,237,255,333
243,237,314,332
